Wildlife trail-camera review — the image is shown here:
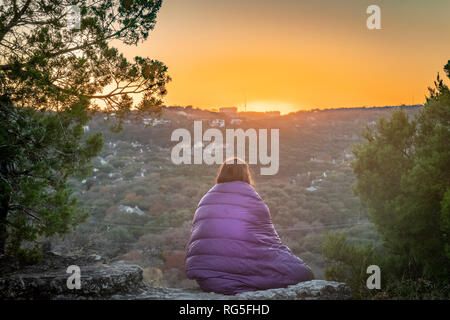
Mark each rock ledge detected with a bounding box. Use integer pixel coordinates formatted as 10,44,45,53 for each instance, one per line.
112,280,351,300
0,262,351,300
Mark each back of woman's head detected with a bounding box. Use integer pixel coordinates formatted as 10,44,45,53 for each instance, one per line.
215,157,254,186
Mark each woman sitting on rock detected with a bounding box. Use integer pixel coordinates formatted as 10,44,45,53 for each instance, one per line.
185,157,314,295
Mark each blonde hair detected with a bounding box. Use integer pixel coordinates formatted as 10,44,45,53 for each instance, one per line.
215,157,254,186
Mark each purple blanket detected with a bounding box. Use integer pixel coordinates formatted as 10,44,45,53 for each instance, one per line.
185,181,313,295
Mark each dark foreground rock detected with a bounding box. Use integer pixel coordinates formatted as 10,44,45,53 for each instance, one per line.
0,257,351,300
0,263,143,299
110,280,351,300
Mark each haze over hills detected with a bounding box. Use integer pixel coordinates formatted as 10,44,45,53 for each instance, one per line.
52,105,422,288
161,104,424,115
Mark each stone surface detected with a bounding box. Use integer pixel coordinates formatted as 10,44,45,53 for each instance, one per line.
0,263,143,299
111,280,351,300
235,280,351,300
0,258,351,300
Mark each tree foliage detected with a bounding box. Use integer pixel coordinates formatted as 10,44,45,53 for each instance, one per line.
322,233,381,299
353,61,450,281
323,61,450,297
0,0,170,125
0,0,169,255
0,97,102,254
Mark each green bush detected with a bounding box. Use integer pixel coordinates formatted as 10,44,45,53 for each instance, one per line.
15,247,43,266
322,233,382,299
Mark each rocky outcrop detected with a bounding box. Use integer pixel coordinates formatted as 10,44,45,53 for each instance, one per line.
0,259,351,300
111,280,351,300
0,263,143,299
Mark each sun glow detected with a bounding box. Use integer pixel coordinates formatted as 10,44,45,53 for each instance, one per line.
116,0,450,112
241,101,299,115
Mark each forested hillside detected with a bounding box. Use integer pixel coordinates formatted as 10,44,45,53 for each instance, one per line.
52,106,421,288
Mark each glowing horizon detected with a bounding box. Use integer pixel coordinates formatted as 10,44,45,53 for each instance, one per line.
115,0,450,113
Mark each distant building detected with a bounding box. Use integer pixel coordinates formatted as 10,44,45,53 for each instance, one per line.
118,205,145,216
143,118,171,126
153,119,171,126
97,157,107,165
219,107,238,114
310,153,333,163
108,141,117,149
309,157,324,163
166,106,185,111
265,111,280,116
343,150,355,160
108,172,120,178
136,169,146,178
210,119,225,127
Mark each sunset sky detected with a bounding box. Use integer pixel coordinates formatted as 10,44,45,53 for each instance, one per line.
117,0,450,114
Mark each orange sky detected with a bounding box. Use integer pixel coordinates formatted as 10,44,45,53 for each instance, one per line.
115,0,450,114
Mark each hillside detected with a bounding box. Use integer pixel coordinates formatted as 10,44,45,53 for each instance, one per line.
50,105,422,288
